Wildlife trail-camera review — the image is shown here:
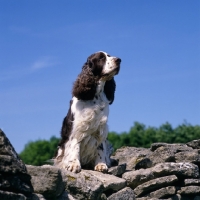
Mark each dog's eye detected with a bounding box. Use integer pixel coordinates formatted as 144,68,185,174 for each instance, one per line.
107,54,111,57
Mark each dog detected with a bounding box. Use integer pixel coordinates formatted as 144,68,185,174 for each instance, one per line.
54,51,121,173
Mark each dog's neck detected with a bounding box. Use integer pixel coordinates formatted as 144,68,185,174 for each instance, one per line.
96,80,105,95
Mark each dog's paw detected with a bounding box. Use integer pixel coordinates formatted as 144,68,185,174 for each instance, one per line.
94,163,108,173
63,159,81,173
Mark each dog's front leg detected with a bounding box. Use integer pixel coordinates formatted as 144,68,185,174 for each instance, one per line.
94,142,108,173
62,138,81,173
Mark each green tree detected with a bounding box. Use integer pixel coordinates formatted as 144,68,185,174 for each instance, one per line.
107,131,121,150
107,121,200,150
19,136,59,166
174,122,200,143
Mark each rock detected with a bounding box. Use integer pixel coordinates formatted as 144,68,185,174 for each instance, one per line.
150,143,192,152
135,158,152,170
151,162,199,179
61,169,126,199
123,167,154,189
30,193,46,200
0,190,27,200
2,129,200,200
100,193,107,200
134,175,178,197
162,194,182,200
184,179,200,186
154,195,183,200
107,187,135,200
87,170,126,192
62,169,104,200
187,140,200,149
123,162,199,189
149,144,193,166
175,149,200,164
150,143,169,151
0,129,33,195
136,197,160,200
111,147,151,170
26,165,65,199
149,146,176,165
108,163,126,177
177,186,200,195
57,191,74,200
0,129,27,173
147,186,176,199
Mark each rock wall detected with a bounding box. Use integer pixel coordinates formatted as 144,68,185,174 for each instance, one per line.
1,129,200,200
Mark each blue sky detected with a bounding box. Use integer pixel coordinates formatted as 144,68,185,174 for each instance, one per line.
0,0,200,153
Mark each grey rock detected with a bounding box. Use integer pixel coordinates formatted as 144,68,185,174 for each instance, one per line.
61,169,126,199
149,146,176,165
107,187,135,200
0,130,27,173
108,163,126,176
187,140,200,149
165,194,182,200
57,191,73,200
175,149,200,164
0,129,33,195
136,195,182,200
87,170,127,191
184,179,200,186
134,175,178,197
135,158,152,170
150,142,169,151
0,190,26,200
123,167,154,189
62,169,104,200
149,143,193,166
150,143,192,152
167,195,191,200
123,162,199,189
2,129,200,200
136,197,160,200
100,193,107,200
150,162,199,179
26,165,65,199
177,186,200,195
148,186,176,199
111,147,151,170
30,193,46,200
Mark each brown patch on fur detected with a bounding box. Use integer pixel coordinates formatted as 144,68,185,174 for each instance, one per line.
55,100,74,159
72,66,98,100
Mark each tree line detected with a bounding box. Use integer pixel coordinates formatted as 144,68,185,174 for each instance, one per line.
19,121,200,166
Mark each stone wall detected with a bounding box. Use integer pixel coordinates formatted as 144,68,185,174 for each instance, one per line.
1,129,200,200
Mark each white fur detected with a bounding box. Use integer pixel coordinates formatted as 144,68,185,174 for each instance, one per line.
101,51,119,75
55,80,111,171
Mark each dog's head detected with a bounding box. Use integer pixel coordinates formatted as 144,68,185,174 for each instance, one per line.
86,51,121,80
73,51,121,103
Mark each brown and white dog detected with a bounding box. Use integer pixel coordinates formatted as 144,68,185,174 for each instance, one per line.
54,51,121,173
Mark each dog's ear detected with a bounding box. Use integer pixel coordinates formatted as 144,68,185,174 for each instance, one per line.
86,52,106,76
104,77,116,104
72,63,97,100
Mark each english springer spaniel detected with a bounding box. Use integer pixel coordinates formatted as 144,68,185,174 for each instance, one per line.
54,51,121,173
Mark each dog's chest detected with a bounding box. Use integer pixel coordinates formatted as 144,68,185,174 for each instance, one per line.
71,91,110,139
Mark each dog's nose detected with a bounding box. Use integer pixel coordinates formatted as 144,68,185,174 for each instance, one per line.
115,58,121,64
